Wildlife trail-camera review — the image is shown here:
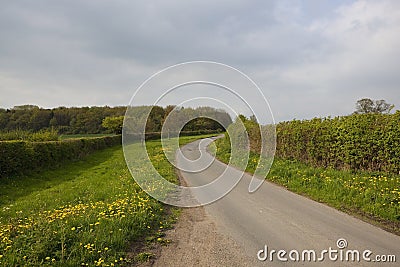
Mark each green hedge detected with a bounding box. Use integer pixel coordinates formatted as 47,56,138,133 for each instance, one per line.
0,135,121,178
275,112,400,173
226,112,400,174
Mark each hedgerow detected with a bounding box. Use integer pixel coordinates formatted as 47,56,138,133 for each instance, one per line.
0,135,121,178
220,112,400,174
275,112,400,173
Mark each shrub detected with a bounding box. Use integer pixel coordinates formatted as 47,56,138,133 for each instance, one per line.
0,136,121,178
223,112,400,174
274,113,400,173
0,129,59,141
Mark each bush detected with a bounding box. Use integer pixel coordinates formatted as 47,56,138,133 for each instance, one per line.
222,112,400,174
274,112,400,173
0,135,121,178
0,129,59,141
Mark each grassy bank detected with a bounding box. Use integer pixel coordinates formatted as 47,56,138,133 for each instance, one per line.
214,137,400,234
0,135,207,266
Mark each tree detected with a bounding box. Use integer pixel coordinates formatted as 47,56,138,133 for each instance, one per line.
249,115,258,123
236,114,247,123
102,116,124,134
374,100,394,113
354,98,394,114
12,104,39,110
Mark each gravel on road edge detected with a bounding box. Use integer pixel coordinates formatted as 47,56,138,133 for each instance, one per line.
151,205,255,267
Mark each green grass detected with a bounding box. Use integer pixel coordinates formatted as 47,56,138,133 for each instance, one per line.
214,137,400,234
0,135,208,266
0,129,58,141
59,134,115,140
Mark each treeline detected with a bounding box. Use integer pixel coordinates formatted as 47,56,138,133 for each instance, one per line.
0,105,231,134
225,112,400,174
122,105,232,136
0,105,126,134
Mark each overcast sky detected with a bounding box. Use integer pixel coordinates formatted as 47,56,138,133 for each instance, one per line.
0,0,399,121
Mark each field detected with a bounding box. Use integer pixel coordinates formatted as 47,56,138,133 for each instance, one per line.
59,134,116,140
214,137,400,234
0,135,207,266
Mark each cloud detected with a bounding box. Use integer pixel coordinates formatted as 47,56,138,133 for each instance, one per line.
0,0,399,121
255,0,400,120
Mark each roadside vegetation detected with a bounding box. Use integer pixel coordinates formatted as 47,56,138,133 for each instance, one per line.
59,134,116,140
0,135,209,266
0,129,58,141
0,135,121,178
214,111,400,234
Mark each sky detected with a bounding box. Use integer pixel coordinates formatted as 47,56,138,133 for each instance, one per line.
0,0,399,122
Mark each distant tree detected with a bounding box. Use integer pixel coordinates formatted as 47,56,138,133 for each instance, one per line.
354,98,394,114
146,106,165,132
249,115,258,123
163,105,176,120
0,104,232,134
374,100,394,113
12,104,39,110
29,108,52,131
236,114,247,123
102,116,124,134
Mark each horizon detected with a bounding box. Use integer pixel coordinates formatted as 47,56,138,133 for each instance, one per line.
2,101,398,124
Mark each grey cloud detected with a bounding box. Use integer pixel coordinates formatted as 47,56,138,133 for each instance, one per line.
0,0,399,122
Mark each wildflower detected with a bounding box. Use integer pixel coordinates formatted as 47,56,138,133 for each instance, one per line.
71,227,76,231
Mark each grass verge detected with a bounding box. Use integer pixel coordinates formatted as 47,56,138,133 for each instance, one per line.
213,137,400,235
0,135,209,266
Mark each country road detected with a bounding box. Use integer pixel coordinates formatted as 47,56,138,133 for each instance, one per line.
172,137,400,266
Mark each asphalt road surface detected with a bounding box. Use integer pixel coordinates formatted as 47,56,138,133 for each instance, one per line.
176,137,400,266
